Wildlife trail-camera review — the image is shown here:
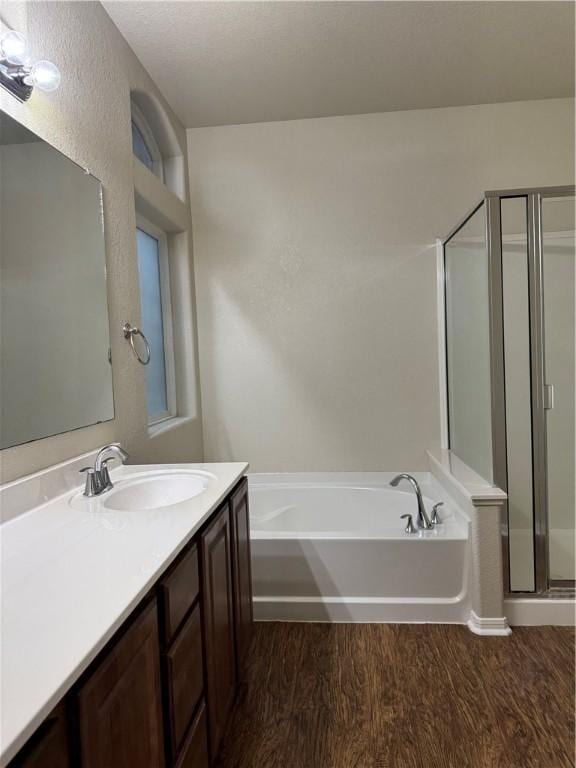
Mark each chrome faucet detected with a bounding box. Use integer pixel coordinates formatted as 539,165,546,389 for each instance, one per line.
390,473,433,530
80,443,129,497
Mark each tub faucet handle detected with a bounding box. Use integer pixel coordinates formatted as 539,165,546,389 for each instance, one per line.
400,514,417,534
431,502,444,526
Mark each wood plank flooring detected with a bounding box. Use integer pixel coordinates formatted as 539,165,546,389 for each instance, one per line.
215,623,575,768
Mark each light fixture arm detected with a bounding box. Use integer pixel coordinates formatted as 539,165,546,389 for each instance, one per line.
0,60,33,102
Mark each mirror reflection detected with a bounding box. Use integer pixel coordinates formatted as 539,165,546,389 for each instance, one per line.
0,110,114,449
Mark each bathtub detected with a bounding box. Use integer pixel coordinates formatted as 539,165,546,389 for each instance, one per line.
249,473,471,623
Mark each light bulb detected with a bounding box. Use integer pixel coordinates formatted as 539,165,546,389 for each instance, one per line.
26,60,61,92
0,30,29,66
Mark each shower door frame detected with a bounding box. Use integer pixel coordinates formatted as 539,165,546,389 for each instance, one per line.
443,184,575,598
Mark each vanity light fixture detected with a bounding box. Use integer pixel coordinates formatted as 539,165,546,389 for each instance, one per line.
0,29,61,102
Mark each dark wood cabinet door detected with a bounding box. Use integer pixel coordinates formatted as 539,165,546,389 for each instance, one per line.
230,478,253,672
77,599,164,768
174,702,209,768
9,703,69,768
200,503,236,759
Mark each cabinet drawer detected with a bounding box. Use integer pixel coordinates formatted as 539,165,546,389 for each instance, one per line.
166,603,204,756
160,545,199,644
174,703,209,768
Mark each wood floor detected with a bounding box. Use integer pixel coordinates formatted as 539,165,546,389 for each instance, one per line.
215,623,575,768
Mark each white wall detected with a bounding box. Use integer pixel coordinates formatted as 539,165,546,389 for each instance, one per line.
0,2,203,482
187,98,574,472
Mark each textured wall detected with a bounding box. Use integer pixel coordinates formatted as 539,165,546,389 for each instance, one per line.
187,99,574,472
0,2,203,483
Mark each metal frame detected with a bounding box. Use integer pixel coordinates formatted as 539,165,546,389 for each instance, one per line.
527,192,549,594
485,185,575,199
442,184,575,598
485,196,511,593
442,199,486,245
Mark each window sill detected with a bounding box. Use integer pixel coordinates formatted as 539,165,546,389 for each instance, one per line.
148,415,193,439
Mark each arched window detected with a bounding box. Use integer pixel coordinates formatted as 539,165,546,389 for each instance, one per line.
130,90,186,200
131,101,163,181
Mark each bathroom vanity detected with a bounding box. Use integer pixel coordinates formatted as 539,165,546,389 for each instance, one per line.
0,104,253,768
1,462,252,768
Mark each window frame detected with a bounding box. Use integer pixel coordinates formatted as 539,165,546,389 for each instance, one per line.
135,214,177,426
131,102,164,182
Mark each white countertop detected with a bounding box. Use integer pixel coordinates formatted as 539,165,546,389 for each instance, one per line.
0,461,248,766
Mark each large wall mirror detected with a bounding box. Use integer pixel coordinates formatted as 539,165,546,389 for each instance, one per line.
0,110,114,449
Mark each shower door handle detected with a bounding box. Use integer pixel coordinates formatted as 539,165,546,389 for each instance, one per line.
543,384,554,410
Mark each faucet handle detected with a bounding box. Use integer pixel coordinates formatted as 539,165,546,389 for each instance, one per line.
99,456,119,490
400,514,417,534
431,502,444,525
80,467,100,497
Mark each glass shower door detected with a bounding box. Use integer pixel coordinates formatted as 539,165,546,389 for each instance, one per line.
541,196,575,586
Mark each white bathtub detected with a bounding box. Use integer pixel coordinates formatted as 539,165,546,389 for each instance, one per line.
249,473,471,623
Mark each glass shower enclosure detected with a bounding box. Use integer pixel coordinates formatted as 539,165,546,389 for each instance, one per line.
443,186,575,596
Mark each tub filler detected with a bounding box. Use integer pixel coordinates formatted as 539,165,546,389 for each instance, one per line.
249,473,471,624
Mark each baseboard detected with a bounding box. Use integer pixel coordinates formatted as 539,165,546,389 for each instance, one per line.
253,595,470,624
467,610,512,636
504,598,576,627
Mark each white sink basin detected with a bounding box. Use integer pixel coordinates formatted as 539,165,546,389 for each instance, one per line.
69,470,215,512
103,472,212,511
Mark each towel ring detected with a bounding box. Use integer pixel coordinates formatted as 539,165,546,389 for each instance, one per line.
123,322,151,365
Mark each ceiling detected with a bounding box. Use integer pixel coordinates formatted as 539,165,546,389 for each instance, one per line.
103,1,575,129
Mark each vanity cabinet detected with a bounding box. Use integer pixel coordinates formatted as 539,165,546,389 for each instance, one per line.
9,704,69,768
7,476,252,768
77,598,165,768
200,502,237,758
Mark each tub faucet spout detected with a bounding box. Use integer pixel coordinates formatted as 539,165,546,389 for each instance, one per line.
390,474,433,530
